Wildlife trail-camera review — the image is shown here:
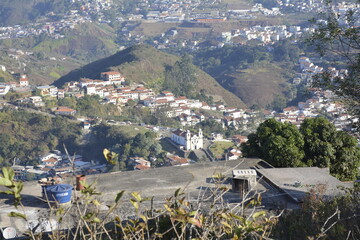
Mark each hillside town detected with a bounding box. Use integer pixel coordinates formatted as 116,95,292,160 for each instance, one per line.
0,50,359,182
0,1,360,239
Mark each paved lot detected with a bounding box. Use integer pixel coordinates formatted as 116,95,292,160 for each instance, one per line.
1,159,293,235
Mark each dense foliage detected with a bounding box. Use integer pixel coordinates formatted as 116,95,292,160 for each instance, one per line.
163,54,197,98
0,109,82,167
195,119,243,138
242,119,305,168
274,184,360,239
300,118,360,180
242,118,360,180
84,123,162,170
74,95,120,119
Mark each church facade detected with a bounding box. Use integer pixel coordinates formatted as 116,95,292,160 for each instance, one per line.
171,128,204,151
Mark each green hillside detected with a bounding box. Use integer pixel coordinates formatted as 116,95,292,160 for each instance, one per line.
0,0,76,26
0,70,15,83
33,23,119,61
0,23,119,85
54,44,246,107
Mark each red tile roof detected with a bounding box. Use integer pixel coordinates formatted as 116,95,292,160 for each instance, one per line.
55,107,76,113
101,71,121,75
134,164,150,170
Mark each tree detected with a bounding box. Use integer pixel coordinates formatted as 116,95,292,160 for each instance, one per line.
241,119,305,167
300,117,338,167
245,117,359,180
300,117,360,181
309,0,360,129
163,54,197,98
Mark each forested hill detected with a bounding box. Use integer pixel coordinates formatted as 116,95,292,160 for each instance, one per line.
54,44,246,107
0,0,75,26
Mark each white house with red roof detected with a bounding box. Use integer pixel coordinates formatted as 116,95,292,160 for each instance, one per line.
54,106,77,116
160,91,175,101
167,154,190,166
100,71,124,83
19,74,29,87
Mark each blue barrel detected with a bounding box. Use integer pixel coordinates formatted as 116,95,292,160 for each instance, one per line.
43,185,55,200
45,184,72,204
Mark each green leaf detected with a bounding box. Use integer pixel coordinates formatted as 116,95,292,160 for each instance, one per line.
2,168,15,181
115,190,125,203
92,217,101,223
92,199,100,206
2,167,9,179
174,188,181,197
252,211,266,220
8,212,27,220
189,211,197,217
130,199,139,210
0,190,14,195
131,192,142,202
163,204,172,213
0,177,13,187
140,214,147,222
188,217,202,228
221,221,231,229
103,148,118,164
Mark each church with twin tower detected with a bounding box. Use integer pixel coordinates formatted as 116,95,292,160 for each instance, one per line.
171,128,204,151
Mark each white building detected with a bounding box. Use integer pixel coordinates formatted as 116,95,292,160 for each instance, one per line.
0,85,10,95
171,128,204,151
100,71,124,85
19,75,29,87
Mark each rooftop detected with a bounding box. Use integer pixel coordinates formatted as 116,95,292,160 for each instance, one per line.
256,167,353,203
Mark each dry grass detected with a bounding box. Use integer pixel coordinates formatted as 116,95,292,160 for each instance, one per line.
222,0,252,9
210,141,235,159
133,22,179,36
220,63,289,107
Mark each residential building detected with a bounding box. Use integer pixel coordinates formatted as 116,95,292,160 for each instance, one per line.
54,106,77,116
166,154,190,166
100,71,124,85
19,75,29,87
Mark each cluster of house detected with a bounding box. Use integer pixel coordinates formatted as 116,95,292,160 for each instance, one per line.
262,88,356,130
128,0,223,22
220,87,357,132
276,0,324,13
221,25,314,44
333,2,360,27
0,11,92,40
296,56,348,87
0,0,127,41
271,0,359,16
11,150,107,181
252,4,282,16
0,74,29,96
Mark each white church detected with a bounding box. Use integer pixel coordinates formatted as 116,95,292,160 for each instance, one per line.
171,128,204,151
